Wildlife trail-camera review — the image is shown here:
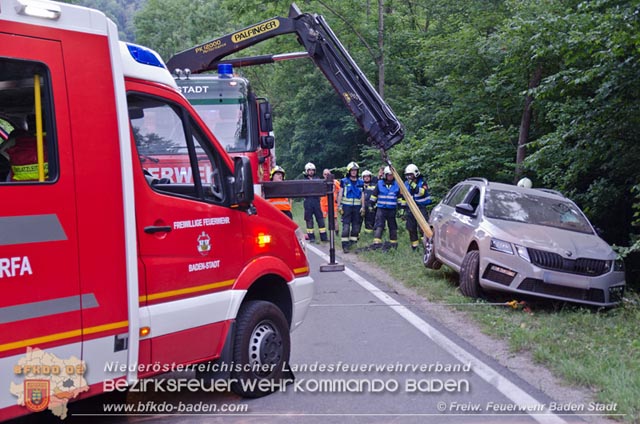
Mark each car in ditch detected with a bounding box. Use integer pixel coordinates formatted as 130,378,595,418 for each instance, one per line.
423,178,625,307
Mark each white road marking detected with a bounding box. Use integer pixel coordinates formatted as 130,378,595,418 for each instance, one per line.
308,244,566,424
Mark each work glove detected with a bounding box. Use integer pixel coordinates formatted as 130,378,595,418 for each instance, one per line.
338,207,344,216
360,207,365,217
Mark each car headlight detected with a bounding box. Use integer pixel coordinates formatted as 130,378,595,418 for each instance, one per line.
490,238,514,255
515,244,531,262
614,259,624,272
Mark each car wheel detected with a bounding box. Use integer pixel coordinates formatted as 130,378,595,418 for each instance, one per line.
460,250,483,298
423,235,442,270
231,300,290,398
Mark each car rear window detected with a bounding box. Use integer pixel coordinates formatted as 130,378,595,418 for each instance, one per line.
484,189,593,234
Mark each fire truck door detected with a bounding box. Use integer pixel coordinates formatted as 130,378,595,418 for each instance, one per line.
128,93,244,366
0,34,82,393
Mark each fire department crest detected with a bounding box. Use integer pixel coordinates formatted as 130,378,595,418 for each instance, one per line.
197,231,211,256
24,380,49,412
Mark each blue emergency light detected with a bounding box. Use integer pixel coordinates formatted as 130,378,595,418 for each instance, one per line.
218,63,233,78
126,44,165,69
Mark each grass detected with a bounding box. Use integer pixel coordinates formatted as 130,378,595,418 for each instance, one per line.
291,201,640,422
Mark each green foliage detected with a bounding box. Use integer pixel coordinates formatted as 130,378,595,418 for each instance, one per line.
133,0,234,59
62,0,145,41
72,0,640,286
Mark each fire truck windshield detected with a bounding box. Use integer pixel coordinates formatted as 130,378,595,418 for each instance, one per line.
178,77,251,153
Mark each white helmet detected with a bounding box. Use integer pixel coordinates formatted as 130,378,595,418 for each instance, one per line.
304,162,316,172
517,177,533,189
347,161,359,172
383,166,393,177
362,170,373,178
404,164,420,177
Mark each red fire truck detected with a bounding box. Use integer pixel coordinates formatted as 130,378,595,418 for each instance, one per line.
0,0,313,420
174,66,276,192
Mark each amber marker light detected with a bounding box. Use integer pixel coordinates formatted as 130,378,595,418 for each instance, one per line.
140,327,150,337
257,233,272,248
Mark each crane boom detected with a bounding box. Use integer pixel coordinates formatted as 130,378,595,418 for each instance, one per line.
166,3,403,151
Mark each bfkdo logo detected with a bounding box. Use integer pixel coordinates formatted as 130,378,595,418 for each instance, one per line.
10,348,89,420
197,231,211,256
24,380,49,412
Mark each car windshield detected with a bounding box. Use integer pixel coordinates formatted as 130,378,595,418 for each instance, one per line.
484,189,593,234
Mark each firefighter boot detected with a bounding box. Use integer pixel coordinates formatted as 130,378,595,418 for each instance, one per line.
320,231,329,242
342,241,350,253
308,233,316,243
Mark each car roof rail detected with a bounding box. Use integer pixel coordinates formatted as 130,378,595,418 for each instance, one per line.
466,177,488,185
535,188,565,197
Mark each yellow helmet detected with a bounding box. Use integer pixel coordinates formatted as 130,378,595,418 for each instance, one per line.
270,166,285,180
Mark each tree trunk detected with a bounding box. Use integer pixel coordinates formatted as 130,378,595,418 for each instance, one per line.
515,65,543,182
377,0,384,97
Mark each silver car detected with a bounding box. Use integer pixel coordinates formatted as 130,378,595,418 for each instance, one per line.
423,178,625,307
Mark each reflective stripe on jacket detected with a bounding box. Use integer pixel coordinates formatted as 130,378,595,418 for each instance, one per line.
268,197,292,212
340,177,364,206
374,180,400,209
404,176,432,206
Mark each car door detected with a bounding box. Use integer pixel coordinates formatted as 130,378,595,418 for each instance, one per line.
436,184,472,264
128,92,244,365
448,186,482,264
0,35,82,395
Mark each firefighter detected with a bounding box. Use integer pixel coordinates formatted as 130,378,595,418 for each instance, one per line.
362,170,376,233
303,162,328,242
6,128,48,181
403,164,432,251
321,168,340,234
337,161,365,252
267,166,293,219
370,166,402,250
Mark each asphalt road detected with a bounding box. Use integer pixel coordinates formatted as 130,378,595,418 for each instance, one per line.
11,244,602,424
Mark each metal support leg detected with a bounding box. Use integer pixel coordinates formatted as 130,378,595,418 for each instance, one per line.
320,187,344,272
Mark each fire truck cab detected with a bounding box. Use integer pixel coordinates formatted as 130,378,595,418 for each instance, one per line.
175,66,275,194
0,0,313,420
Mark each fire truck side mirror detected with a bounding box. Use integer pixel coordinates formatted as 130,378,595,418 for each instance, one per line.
258,101,273,132
260,135,275,149
230,156,254,209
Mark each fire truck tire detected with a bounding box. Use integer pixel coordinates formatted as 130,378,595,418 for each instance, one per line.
231,300,290,398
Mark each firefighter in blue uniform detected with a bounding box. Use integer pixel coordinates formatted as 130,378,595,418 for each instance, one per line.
303,162,328,242
370,166,402,250
361,170,376,233
403,164,432,251
337,161,365,252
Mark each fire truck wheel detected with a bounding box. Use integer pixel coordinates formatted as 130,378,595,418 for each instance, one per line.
231,300,290,398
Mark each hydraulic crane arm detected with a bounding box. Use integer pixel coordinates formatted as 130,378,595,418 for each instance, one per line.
166,3,404,151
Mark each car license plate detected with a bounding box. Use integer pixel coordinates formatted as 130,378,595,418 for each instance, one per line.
543,271,589,288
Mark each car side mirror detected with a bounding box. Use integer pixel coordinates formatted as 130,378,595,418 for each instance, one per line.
455,203,476,216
